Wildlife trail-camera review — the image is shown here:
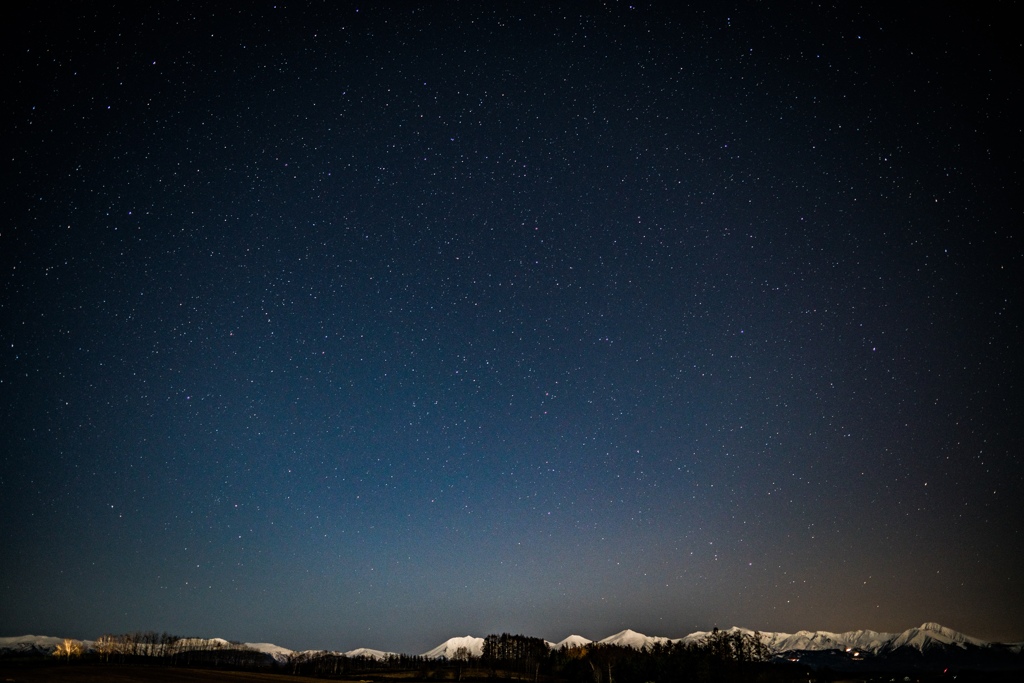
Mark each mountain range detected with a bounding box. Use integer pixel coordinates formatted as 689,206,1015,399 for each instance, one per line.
437,623,1024,660
4,622,1022,664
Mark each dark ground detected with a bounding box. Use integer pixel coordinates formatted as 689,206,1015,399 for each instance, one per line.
0,664,329,683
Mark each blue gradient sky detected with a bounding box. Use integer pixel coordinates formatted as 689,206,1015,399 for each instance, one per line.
2,2,1021,654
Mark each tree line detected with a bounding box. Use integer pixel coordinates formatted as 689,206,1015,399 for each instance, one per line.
550,629,787,683
422,629,800,683
52,631,271,669
284,651,426,678
39,627,814,682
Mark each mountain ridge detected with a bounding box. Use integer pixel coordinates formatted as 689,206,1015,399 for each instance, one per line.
3,623,1022,661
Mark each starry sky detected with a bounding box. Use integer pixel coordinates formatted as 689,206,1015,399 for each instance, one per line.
2,1,1021,655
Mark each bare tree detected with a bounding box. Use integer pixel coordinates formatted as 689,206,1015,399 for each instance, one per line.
53,638,83,660
94,634,117,662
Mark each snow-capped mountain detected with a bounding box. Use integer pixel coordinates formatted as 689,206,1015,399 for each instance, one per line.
0,634,399,664
886,622,987,652
420,635,485,659
225,642,399,663
680,626,876,653
552,634,592,649
772,628,891,654
0,635,92,656
598,629,671,650
693,622,1007,657
4,623,1021,665
242,642,295,664
538,623,1022,658
344,647,394,660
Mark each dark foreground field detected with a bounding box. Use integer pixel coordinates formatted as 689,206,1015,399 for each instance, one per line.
0,664,334,683
4,662,1024,683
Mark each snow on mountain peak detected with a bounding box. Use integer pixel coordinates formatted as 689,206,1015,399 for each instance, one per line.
421,635,485,659
554,635,592,649
0,635,74,654
243,642,294,663
598,629,669,650
3,623,1013,663
344,647,393,661
887,623,986,652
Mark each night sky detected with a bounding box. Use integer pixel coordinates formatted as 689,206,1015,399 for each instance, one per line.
2,2,1021,654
